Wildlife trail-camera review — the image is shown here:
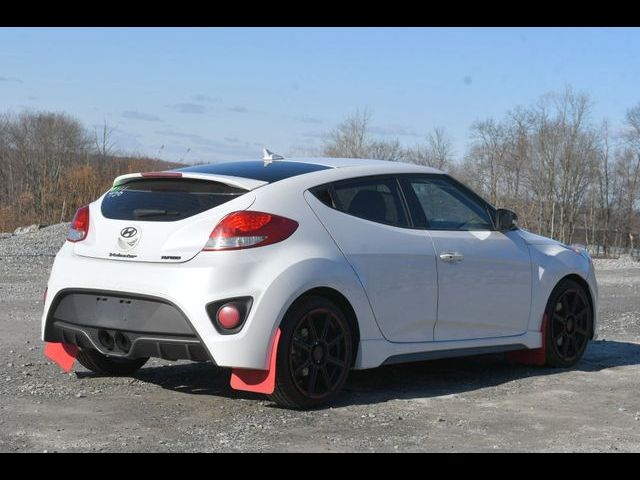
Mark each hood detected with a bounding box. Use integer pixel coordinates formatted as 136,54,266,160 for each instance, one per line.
516,229,565,246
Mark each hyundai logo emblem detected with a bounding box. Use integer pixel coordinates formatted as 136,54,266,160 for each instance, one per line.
120,227,138,238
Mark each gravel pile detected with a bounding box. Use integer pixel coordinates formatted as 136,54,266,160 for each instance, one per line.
0,223,69,257
593,255,640,270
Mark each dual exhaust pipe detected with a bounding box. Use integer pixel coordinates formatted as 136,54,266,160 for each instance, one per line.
97,329,131,354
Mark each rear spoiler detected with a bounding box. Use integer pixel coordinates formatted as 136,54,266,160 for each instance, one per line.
112,171,268,191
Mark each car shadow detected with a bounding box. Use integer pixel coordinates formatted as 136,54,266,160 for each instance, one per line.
91,339,640,408
334,339,640,407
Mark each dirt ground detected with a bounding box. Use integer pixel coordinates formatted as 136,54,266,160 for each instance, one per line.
1,252,639,452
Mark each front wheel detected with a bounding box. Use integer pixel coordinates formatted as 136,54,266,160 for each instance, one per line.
269,296,353,409
545,279,593,368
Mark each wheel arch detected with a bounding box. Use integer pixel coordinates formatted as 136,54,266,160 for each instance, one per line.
229,283,365,397
284,286,361,365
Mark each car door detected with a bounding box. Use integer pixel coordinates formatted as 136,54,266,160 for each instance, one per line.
400,175,532,341
305,175,438,343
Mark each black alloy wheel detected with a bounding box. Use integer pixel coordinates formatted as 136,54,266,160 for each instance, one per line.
269,296,353,409
289,307,350,399
546,279,592,367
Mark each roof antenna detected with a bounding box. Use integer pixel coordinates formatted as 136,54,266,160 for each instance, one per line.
263,148,284,165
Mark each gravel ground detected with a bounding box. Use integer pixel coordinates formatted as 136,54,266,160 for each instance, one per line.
1,226,640,452
0,223,69,257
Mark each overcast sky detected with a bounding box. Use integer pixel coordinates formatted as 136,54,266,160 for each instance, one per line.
1,27,639,164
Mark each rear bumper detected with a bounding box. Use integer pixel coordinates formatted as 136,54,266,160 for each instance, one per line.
42,243,276,369
44,289,210,362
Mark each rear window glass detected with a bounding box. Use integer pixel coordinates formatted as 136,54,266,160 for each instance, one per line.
101,178,246,222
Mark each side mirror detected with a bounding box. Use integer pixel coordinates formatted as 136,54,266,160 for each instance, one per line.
496,208,518,231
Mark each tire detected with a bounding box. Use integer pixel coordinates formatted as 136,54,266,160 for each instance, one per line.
76,349,148,376
545,278,593,368
269,296,353,409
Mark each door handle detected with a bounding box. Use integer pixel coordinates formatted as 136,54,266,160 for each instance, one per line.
439,252,464,263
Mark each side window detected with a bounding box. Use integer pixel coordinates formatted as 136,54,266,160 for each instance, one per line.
314,177,408,228
311,187,335,208
405,176,494,230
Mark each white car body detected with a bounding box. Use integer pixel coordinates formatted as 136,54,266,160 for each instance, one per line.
41,158,598,394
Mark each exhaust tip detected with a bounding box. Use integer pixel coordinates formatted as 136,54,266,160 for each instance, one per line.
114,332,131,353
98,330,114,350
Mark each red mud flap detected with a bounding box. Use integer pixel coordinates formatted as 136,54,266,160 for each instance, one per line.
505,314,548,366
230,328,281,395
44,342,78,372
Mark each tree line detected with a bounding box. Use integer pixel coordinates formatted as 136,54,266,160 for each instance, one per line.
1,88,639,256
320,89,640,255
0,112,178,232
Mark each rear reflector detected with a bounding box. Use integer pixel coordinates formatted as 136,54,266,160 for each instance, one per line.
217,304,242,329
67,205,90,242
203,211,298,251
205,296,253,334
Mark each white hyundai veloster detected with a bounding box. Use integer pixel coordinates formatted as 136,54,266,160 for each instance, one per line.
42,156,598,408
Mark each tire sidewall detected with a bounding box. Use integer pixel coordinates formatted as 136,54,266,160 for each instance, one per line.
273,296,353,409
545,279,592,368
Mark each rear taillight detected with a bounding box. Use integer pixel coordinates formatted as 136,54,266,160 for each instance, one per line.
203,211,298,251
67,205,90,242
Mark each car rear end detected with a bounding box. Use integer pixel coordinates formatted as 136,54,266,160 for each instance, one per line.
41,170,312,370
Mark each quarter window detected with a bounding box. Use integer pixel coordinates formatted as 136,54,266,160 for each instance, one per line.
313,177,409,228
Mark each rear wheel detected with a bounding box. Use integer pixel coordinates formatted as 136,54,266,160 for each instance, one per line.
545,279,592,368
76,349,148,376
269,296,353,409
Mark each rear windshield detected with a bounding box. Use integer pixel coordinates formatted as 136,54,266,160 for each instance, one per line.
101,178,247,222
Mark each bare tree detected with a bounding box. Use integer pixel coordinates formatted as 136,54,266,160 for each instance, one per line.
321,108,411,161
94,120,115,159
0,110,181,231
367,139,406,161
613,104,640,252
467,119,509,205
322,108,372,158
407,127,454,170
593,120,614,254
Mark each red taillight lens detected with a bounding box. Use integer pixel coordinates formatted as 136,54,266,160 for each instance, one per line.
203,211,298,251
67,205,90,242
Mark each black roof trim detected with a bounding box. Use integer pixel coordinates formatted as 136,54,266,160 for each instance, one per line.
176,161,331,183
